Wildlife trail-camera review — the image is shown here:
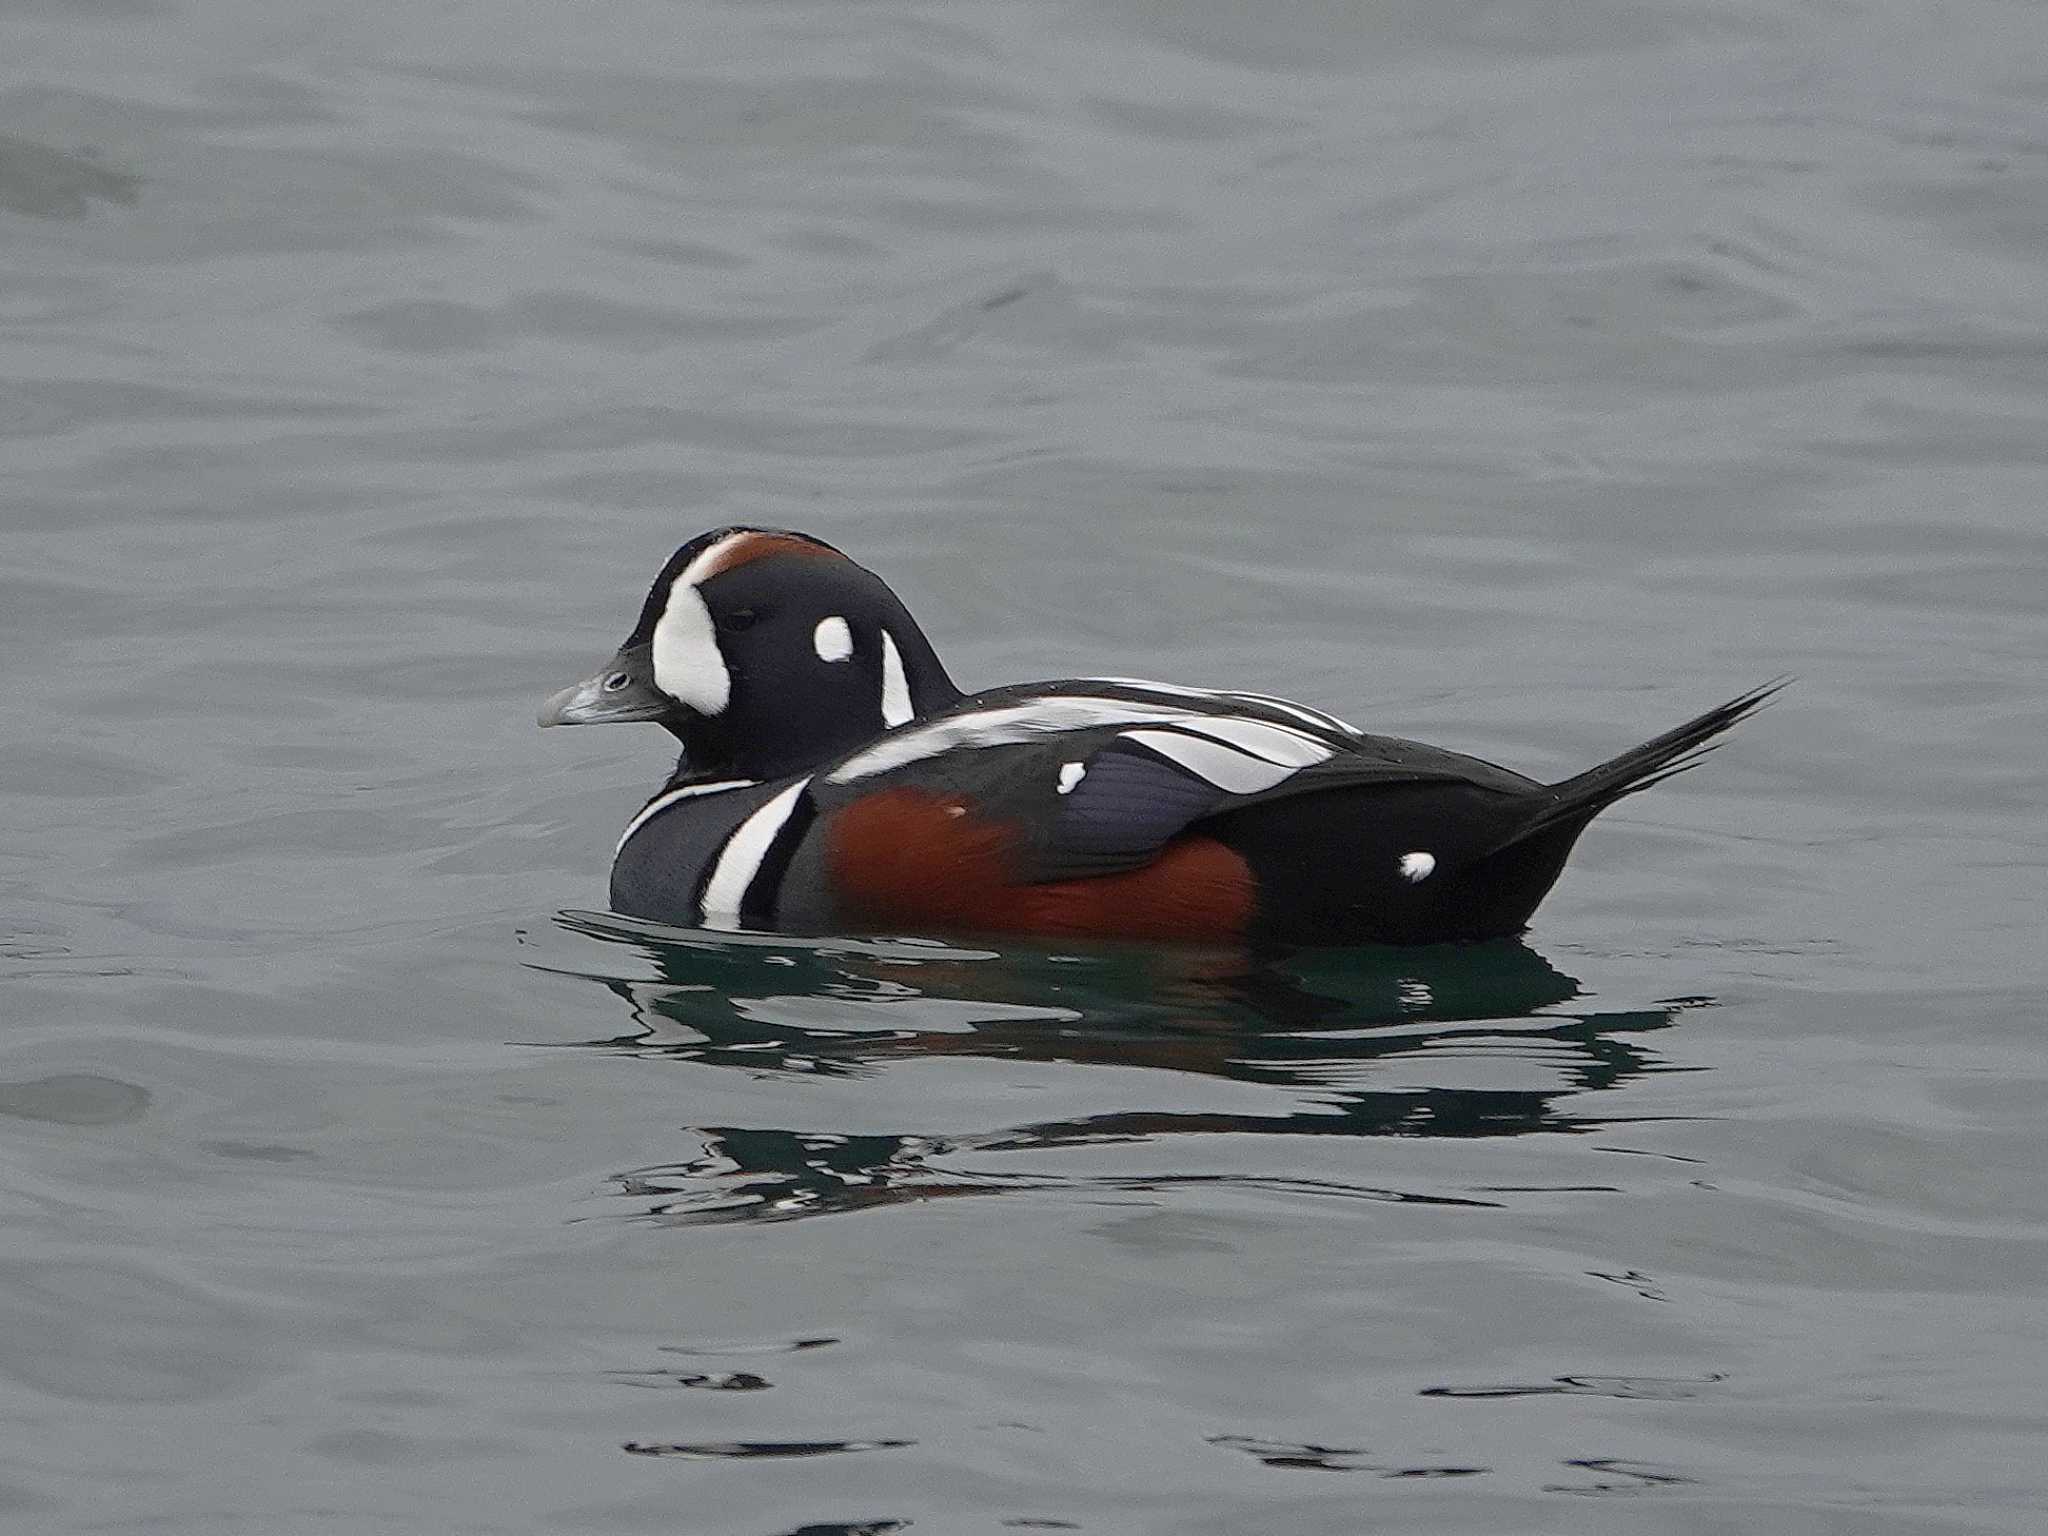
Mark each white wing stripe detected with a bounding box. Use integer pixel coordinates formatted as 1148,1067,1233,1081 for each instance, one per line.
616,779,758,855
1176,716,1334,767
1084,676,1234,702
1085,677,1359,738
699,778,812,924
1225,691,1361,737
1120,729,1298,794
829,696,1200,782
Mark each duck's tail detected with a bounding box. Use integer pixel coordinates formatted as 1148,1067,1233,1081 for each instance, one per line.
1502,679,1788,849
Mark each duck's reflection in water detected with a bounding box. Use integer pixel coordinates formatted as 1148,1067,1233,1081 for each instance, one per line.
535,911,1702,1226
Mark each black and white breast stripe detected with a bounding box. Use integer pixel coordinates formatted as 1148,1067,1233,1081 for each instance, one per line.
692,777,816,930
616,778,759,855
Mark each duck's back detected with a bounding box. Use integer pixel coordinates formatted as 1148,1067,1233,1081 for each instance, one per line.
611,679,1550,943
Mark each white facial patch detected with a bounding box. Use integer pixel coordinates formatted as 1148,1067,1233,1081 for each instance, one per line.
1056,761,1086,795
879,631,913,727
651,580,730,716
1399,851,1436,883
648,530,775,717
813,616,853,663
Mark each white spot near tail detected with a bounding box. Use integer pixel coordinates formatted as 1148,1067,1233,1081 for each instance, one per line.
1056,761,1086,794
1399,851,1436,883
812,615,853,663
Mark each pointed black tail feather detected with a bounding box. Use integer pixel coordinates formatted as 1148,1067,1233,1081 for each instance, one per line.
1500,679,1787,849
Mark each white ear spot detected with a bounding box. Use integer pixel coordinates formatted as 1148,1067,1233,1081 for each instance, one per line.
651,582,730,716
879,631,913,727
812,616,853,663
1399,851,1436,883
1056,761,1086,794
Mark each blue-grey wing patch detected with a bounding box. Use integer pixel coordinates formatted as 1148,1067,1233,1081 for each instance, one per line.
1049,738,1235,862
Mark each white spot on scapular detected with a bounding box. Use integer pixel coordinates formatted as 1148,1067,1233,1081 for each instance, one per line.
616,778,758,856
699,778,813,926
813,615,853,663
879,631,913,727
1056,761,1086,794
1399,851,1436,883
651,581,730,717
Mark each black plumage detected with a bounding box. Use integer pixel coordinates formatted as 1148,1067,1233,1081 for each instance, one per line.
542,528,1781,946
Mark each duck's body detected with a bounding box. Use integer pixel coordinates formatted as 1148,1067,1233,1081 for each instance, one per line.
543,528,1777,947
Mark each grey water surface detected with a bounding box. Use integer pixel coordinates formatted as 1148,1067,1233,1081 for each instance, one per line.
5,1,2048,1531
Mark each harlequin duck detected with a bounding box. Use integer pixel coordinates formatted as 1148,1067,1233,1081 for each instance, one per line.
540,526,1779,946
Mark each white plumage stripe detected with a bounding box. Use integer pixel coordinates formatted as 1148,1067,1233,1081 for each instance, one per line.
699,778,812,925
1085,676,1228,699
1119,729,1299,794
828,696,1202,782
678,531,753,588
1176,716,1334,767
1223,690,1361,738
879,631,913,727
1082,676,1358,738
615,778,757,856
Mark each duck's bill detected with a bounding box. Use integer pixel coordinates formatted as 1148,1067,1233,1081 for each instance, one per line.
538,646,670,727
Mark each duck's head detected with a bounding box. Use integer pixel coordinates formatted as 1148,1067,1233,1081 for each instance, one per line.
539,527,962,779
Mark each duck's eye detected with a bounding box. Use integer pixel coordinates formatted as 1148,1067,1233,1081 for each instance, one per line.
718,608,761,634
601,671,632,693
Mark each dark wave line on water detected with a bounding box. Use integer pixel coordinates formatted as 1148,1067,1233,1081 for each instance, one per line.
619,1438,912,1460
527,911,1707,1229
1420,1372,1729,1402
1210,1435,1488,1478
